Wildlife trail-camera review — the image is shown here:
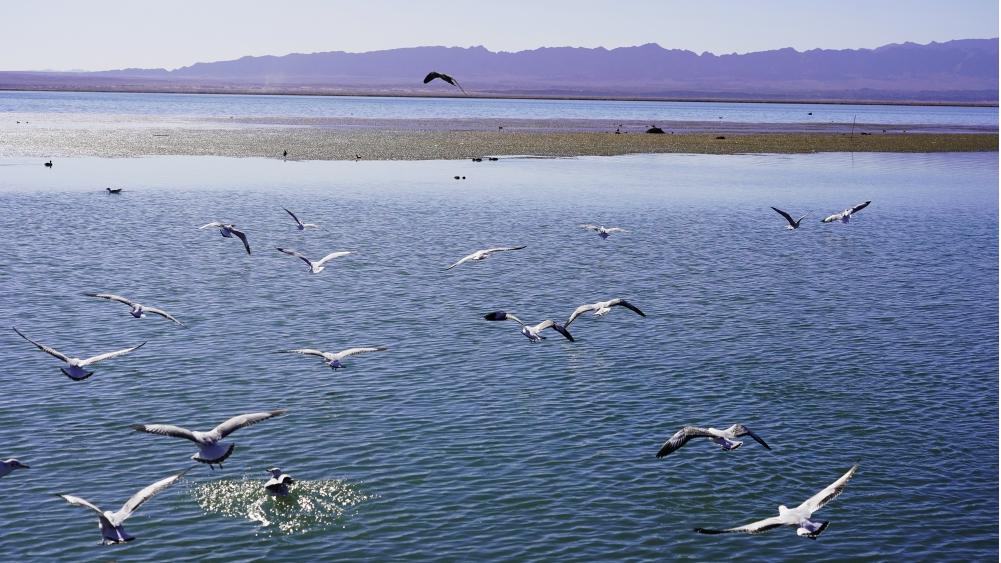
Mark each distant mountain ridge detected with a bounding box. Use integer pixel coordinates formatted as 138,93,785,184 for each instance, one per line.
3,39,997,103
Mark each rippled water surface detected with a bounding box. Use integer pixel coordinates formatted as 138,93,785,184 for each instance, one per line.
0,152,997,561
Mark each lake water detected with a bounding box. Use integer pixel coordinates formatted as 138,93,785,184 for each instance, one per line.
0,151,997,561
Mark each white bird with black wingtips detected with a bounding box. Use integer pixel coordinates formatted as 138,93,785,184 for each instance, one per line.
581,224,627,239
695,464,859,539
282,346,388,370
656,424,771,458
12,327,146,381
283,207,319,231
199,222,251,254
821,201,870,224
276,247,351,274
563,298,646,329
130,410,287,469
84,293,184,326
446,246,526,270
483,312,575,342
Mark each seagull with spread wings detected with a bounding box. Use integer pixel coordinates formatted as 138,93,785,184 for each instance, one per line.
656,424,771,458
483,311,574,343
130,410,287,468
282,346,388,370
821,201,871,224
563,298,646,329
84,293,183,326
446,246,526,270
770,207,809,229
581,224,627,239
199,222,251,254
276,247,351,274
12,327,145,381
283,207,319,231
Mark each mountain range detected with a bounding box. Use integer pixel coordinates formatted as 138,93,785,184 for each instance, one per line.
2,39,997,103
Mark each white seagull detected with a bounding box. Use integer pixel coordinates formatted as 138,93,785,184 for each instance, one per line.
130,410,287,468
770,207,809,229
58,468,190,545
656,424,771,458
483,311,574,342
12,327,146,381
563,298,646,329
282,346,388,370
264,467,294,497
0,458,29,478
581,224,627,239
821,201,870,224
276,247,351,274
84,293,183,326
199,222,251,254
283,207,319,230
695,464,859,539
446,246,526,270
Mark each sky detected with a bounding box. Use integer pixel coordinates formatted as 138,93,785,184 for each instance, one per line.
1,0,997,71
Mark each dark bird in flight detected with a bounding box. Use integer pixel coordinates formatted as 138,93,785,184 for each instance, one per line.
770,207,808,229
423,71,466,94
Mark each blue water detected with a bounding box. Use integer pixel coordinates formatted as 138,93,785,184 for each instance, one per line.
0,152,997,561
1,90,997,128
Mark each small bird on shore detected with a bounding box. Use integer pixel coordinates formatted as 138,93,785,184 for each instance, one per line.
106,188,123,194
483,312,574,343
84,293,183,326
282,346,387,370
283,149,288,159
130,410,287,468
0,458,29,478
276,247,350,274
199,222,251,254
694,464,858,539
446,246,526,270
770,207,808,229
282,208,319,231
423,71,466,94
12,327,146,381
581,224,627,239
264,467,294,497
822,201,870,224
563,298,646,329
58,468,191,544
656,424,771,458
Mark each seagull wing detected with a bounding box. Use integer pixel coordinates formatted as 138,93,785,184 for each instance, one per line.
484,311,525,326
284,348,329,359
199,222,224,229
85,293,135,306
797,464,859,516
728,424,771,450
821,212,843,223
77,342,146,366
143,306,183,326
605,227,627,233
282,207,304,227
450,77,467,94
609,299,646,317
770,206,796,227
446,253,476,270
229,227,251,255
276,247,314,269
580,224,600,231
59,494,110,523
211,409,287,439
130,423,200,443
849,201,871,215
695,515,788,535
314,251,351,267
334,346,388,360
483,245,527,255
656,426,715,458
423,71,442,84
114,469,190,524
564,304,597,328
12,327,71,362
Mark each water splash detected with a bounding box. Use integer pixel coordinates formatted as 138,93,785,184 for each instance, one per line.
190,476,369,535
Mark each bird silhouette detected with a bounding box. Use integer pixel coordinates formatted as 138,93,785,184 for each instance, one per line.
423,71,466,94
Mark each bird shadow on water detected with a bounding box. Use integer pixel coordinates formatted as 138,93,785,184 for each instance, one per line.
189,475,370,536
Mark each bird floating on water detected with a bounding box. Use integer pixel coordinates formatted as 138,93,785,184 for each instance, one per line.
656,424,771,458
423,71,466,94
694,464,858,539
446,246,526,270
282,207,319,231
282,346,388,370
58,468,190,545
84,293,183,326
581,224,627,239
264,467,294,497
106,188,123,194
0,458,29,478
770,207,808,229
199,222,251,255
821,201,871,224
130,410,287,468
483,312,574,343
563,298,646,329
12,327,145,381
276,247,351,274
44,160,52,168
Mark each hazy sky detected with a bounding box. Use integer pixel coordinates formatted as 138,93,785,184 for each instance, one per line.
2,0,997,71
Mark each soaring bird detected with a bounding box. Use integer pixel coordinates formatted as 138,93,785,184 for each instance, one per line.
446,246,526,270
423,71,466,94
581,224,627,239
695,464,859,539
770,207,808,229
821,201,870,224
282,207,319,231
58,469,190,545
199,222,251,254
12,327,146,381
275,247,351,274
282,346,388,370
483,311,574,343
0,459,29,479
264,467,294,497
563,298,646,329
84,293,183,326
656,424,771,458
130,410,287,468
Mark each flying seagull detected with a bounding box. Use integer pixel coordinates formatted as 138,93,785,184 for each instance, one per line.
282,207,319,231
282,346,388,370
130,410,287,468
0,459,29,478
84,293,183,326
423,71,466,94
821,201,871,224
275,247,351,274
58,468,190,545
199,222,251,255
656,424,771,458
581,224,627,239
12,327,146,381
483,311,574,343
446,246,527,270
563,298,646,329
770,207,808,229
106,188,123,194
695,464,859,539
264,467,294,497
